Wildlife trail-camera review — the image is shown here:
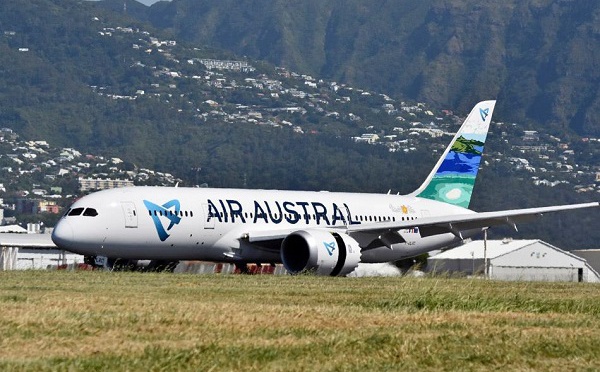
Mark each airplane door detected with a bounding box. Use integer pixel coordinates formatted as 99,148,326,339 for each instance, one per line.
202,203,215,229
121,202,138,228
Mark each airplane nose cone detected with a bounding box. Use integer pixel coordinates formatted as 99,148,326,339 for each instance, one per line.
52,220,74,249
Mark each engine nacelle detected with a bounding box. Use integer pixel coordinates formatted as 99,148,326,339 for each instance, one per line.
281,229,361,276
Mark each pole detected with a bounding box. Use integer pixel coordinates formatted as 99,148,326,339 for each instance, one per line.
483,229,488,279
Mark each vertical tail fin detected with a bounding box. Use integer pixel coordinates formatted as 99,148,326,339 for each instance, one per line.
411,100,496,208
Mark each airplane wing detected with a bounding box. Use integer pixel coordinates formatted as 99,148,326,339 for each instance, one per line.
344,202,599,238
247,202,599,243
246,229,297,243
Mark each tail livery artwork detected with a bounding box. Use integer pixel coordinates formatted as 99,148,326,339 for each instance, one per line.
51,101,599,275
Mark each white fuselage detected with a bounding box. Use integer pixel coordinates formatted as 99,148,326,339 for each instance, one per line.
51,186,474,263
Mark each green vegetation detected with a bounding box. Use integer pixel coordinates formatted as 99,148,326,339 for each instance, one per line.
451,136,484,155
1,271,600,371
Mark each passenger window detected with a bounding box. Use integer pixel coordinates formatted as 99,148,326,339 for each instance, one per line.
83,208,98,217
68,208,84,216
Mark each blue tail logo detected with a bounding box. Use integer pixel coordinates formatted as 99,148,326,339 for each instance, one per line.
479,107,489,121
143,199,182,241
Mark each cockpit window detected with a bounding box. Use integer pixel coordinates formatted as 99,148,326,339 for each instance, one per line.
67,207,98,217
83,208,98,217
68,208,84,216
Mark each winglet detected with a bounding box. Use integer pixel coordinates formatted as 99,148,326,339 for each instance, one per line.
411,100,496,208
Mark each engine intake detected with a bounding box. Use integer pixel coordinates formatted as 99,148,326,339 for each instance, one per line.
281,229,361,276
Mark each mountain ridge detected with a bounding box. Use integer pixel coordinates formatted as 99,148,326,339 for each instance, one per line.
133,0,600,136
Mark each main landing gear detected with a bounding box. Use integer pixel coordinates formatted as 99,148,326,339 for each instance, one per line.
84,256,179,272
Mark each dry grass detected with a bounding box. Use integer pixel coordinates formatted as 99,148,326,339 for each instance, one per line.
1,271,600,371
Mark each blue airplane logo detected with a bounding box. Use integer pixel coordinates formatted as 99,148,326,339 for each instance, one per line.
323,241,336,256
479,107,489,122
143,199,182,241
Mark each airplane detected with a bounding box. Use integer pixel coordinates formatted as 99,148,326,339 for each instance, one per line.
51,100,599,275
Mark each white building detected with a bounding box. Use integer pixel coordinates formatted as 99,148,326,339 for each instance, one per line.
1,233,84,270
428,239,600,283
2,249,84,270
78,177,134,192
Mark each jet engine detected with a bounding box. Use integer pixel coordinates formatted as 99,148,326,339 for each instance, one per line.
280,229,361,276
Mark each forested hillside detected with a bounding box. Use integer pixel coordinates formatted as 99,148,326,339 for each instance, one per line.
140,0,600,136
0,0,438,192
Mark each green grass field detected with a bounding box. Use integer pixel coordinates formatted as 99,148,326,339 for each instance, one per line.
1,271,600,371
